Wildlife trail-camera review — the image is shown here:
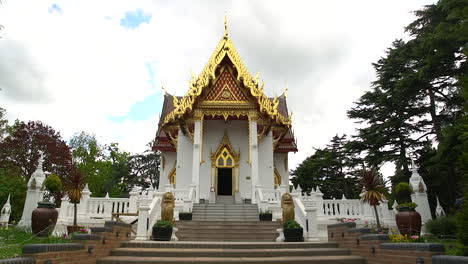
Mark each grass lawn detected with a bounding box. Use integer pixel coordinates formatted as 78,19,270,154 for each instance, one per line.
0,226,72,259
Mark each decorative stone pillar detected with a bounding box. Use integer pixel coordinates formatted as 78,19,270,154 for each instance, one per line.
58,195,70,221
315,187,324,216
18,153,46,228
129,186,139,213
305,203,319,241
0,194,11,225
78,184,91,218
191,120,201,201
135,196,150,241
409,160,432,223
249,115,259,203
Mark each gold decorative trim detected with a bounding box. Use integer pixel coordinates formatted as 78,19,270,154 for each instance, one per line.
274,167,281,187
168,162,176,185
162,24,292,127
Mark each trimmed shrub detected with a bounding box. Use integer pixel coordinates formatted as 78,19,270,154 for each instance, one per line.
426,215,457,237
395,182,412,204
44,174,62,193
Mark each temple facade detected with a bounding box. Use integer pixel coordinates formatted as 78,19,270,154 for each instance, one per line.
153,22,297,204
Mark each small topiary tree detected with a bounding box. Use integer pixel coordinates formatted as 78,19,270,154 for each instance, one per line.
395,182,412,204
44,174,62,206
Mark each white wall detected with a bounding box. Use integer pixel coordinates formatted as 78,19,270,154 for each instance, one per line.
258,131,274,188
160,152,176,188
176,130,193,189
200,120,252,200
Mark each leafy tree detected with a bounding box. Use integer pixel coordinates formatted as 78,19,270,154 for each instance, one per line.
0,107,8,139
63,163,85,227
347,40,427,184
126,150,160,190
360,170,386,229
0,166,26,222
0,120,72,181
69,132,130,197
291,135,361,199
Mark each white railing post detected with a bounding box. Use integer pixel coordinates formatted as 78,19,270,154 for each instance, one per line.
78,184,91,218
315,187,324,216
135,196,150,241
58,195,70,220
305,202,319,241
129,186,139,213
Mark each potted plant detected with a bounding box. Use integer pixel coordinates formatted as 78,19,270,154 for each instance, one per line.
153,220,173,241
63,163,86,234
31,174,62,237
396,202,421,236
360,170,386,230
394,182,421,236
283,220,304,242
179,212,192,220
259,210,273,221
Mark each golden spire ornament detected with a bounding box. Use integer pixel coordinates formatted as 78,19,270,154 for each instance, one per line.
161,86,168,96
224,14,229,37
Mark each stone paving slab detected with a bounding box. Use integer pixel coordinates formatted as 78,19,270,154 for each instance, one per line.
98,255,365,264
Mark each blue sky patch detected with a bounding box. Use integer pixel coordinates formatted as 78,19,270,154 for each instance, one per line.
120,9,152,29
48,4,63,14
108,62,161,123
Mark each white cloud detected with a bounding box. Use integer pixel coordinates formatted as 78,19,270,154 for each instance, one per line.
0,0,436,176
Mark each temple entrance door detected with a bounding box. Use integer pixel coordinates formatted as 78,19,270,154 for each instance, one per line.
217,168,232,195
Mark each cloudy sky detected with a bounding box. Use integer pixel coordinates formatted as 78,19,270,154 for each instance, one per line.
0,0,435,175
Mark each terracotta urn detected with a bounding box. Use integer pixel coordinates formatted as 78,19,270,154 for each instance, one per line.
31,202,58,237
395,207,421,236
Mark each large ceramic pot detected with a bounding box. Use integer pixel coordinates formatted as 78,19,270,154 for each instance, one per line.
152,226,172,241
395,207,421,236
284,227,304,242
31,202,58,237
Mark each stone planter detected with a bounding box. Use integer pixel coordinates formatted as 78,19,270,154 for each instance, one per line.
259,214,272,221
179,213,192,220
284,227,304,242
152,226,172,241
395,207,421,236
31,202,58,237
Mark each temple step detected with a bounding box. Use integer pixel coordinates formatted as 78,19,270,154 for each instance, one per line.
98,242,365,264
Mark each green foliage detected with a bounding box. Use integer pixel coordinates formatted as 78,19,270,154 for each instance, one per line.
397,202,418,211
395,182,412,204
283,220,301,229
0,167,26,222
425,215,457,237
44,174,62,193
0,226,73,259
291,134,362,199
154,220,173,228
457,178,468,256
0,107,8,139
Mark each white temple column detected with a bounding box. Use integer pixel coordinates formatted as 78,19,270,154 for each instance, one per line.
249,117,259,203
192,120,201,201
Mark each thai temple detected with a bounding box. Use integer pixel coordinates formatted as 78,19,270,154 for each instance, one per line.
152,19,297,204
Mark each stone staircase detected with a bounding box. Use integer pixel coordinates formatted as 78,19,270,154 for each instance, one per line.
192,196,259,221
176,220,279,241
97,241,365,264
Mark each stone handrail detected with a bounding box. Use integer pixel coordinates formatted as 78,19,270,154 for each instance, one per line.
322,199,363,218
135,193,162,240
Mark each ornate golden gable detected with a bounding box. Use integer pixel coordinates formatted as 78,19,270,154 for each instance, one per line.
210,131,240,168
163,20,292,126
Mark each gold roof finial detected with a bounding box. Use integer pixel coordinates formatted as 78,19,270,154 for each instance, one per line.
161,86,168,96
284,81,289,98
224,14,229,37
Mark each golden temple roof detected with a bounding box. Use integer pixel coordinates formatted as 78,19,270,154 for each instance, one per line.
162,19,292,127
